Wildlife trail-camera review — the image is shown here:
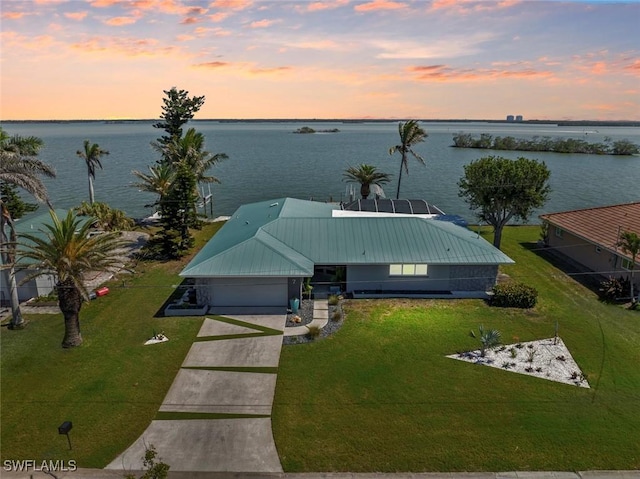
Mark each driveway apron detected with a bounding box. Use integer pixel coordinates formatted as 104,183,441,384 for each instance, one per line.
105,315,285,473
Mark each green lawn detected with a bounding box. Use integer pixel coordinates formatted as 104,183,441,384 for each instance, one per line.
272,226,640,471
0,222,222,467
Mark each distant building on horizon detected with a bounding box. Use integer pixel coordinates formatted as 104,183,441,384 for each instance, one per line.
506,115,524,122
516,115,523,122
506,115,515,122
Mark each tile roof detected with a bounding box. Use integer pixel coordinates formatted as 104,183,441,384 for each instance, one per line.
180,198,514,278
540,202,640,257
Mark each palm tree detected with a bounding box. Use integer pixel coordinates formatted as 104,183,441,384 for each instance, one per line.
470,325,502,357
132,163,175,208
343,164,391,199
0,130,55,329
77,140,109,204
388,120,427,199
163,128,228,185
161,128,227,224
17,210,124,347
619,231,640,307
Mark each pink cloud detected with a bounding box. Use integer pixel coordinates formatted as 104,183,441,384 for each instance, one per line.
91,0,190,15
209,0,253,10
408,64,553,82
71,36,179,58
176,34,195,41
430,0,520,14
181,16,202,24
570,52,640,78
64,11,88,21
193,61,230,68
209,12,230,22
1,11,30,20
590,61,608,75
104,16,138,26
287,39,344,50
248,66,292,75
90,0,124,7
187,6,208,15
249,19,278,28
192,61,292,76
1,32,57,51
354,0,406,12
302,0,350,12
624,60,640,73
194,26,232,36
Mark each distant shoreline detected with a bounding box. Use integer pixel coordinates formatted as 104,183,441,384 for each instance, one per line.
2,119,639,127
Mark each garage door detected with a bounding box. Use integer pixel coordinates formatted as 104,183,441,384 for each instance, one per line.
211,277,288,307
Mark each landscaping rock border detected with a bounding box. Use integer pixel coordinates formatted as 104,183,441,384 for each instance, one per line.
448,337,590,388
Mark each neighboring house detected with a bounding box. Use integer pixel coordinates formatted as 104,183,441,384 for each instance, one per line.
180,197,514,312
0,209,66,305
539,201,640,282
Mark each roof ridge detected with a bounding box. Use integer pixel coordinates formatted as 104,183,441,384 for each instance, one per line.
424,218,500,253
254,228,314,271
540,201,640,217
180,235,259,275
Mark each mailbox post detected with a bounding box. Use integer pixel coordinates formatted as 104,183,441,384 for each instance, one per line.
58,421,73,450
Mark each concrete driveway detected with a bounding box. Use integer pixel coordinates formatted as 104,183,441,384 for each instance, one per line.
106,315,286,473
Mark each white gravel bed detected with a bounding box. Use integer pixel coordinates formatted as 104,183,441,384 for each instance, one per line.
447,337,590,388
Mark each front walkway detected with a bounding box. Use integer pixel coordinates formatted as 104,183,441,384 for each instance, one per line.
284,300,329,336
106,315,286,473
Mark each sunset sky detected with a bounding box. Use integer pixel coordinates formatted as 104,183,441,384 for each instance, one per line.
1,0,639,121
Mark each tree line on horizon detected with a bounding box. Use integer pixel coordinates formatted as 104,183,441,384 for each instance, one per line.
452,132,639,155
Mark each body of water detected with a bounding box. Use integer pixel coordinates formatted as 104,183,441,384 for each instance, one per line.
3,121,639,223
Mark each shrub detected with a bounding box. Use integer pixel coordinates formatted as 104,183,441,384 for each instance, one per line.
124,444,169,479
599,276,627,302
331,311,342,322
76,201,134,231
306,324,322,339
328,294,340,306
491,282,538,308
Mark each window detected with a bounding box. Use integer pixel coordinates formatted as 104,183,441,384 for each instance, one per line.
621,258,633,270
555,227,564,238
389,264,402,275
389,264,428,276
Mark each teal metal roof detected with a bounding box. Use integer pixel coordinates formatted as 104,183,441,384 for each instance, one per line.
14,209,69,234
180,198,514,278
7,209,69,267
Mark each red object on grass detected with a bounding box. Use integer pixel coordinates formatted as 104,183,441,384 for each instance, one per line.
95,287,110,297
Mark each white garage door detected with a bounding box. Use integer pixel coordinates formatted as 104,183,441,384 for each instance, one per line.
211,277,288,307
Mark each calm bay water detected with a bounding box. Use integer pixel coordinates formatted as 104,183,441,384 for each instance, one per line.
3,121,639,223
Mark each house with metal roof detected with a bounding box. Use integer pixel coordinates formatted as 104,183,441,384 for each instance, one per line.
180,198,514,312
540,201,640,282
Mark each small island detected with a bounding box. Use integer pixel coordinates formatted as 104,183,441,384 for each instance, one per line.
452,132,639,155
293,126,340,134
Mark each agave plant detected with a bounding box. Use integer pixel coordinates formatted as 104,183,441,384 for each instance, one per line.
470,325,501,357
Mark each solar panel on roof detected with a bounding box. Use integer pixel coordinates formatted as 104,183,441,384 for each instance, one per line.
377,199,395,212
394,200,412,214
341,198,446,215
411,200,429,214
359,199,377,212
